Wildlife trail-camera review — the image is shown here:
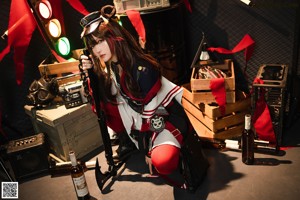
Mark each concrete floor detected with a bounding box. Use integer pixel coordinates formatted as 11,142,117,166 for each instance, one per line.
4,116,300,200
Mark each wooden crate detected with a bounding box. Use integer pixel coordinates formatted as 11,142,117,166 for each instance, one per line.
24,104,103,161
191,59,235,91
184,108,245,140
182,84,251,140
182,83,236,104
39,59,80,86
38,49,84,86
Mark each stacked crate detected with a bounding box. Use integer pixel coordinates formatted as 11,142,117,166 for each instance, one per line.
182,59,251,140
24,104,103,161
190,59,236,104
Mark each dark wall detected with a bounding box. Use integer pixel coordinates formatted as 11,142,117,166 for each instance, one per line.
0,0,299,143
184,0,299,89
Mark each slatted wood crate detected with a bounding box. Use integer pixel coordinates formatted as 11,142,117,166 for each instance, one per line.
182,83,251,140
190,59,236,104
38,49,83,86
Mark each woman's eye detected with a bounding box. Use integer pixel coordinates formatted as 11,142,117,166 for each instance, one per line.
91,40,103,49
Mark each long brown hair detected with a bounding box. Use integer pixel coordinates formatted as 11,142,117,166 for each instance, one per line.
83,18,161,102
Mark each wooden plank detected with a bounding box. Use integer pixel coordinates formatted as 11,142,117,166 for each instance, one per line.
57,76,81,85
182,84,251,118
39,60,80,77
203,97,251,119
182,83,236,104
184,108,243,140
182,97,249,132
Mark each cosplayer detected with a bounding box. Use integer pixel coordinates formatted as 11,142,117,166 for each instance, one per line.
79,5,207,191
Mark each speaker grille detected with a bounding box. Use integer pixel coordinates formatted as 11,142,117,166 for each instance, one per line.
7,133,49,181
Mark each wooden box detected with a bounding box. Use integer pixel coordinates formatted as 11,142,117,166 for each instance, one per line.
183,83,236,104
24,104,103,161
182,84,251,140
190,59,235,91
38,49,84,86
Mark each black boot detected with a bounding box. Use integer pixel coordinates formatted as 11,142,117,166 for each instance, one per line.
114,132,137,162
180,131,209,192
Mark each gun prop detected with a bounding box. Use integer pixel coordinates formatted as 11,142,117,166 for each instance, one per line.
79,51,126,192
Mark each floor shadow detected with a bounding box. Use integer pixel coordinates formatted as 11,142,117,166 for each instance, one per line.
100,151,166,194
172,148,243,200
105,147,244,199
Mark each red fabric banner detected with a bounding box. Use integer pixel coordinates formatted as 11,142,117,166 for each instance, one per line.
0,0,36,85
210,78,226,115
126,10,146,47
183,0,192,13
207,34,255,62
205,34,255,112
252,78,276,143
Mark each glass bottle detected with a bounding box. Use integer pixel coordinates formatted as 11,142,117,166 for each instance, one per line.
49,160,96,177
69,151,91,200
241,114,255,164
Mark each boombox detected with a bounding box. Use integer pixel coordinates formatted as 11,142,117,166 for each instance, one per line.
114,0,170,13
7,133,50,182
59,81,88,109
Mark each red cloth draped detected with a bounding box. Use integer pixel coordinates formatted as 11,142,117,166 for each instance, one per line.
206,34,255,113
208,34,255,62
183,0,192,13
252,78,276,143
0,0,36,85
210,78,226,115
126,10,146,44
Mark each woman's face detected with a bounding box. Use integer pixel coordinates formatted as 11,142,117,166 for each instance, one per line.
91,35,114,63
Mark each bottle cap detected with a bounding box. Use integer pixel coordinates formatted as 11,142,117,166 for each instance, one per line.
69,151,77,166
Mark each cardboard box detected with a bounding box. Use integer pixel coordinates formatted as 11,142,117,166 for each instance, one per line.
182,84,251,140
190,59,235,91
24,104,103,161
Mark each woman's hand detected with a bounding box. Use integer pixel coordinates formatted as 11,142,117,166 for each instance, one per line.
80,54,93,70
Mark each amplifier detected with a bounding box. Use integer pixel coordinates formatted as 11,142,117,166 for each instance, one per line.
7,133,49,182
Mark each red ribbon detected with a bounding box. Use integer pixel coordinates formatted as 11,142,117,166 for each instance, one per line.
210,78,226,115
207,34,255,62
126,10,146,44
205,34,255,113
252,78,276,144
0,0,36,85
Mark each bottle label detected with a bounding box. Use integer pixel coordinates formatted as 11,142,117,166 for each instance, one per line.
72,175,89,197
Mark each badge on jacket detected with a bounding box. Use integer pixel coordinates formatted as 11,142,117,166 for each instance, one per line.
149,105,169,133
